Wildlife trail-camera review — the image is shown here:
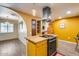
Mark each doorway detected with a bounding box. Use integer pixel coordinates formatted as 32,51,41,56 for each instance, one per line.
0,6,27,56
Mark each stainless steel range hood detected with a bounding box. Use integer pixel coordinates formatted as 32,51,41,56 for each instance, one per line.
42,6,51,22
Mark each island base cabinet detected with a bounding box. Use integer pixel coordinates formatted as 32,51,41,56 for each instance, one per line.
27,40,47,56
36,44,47,56
27,41,36,56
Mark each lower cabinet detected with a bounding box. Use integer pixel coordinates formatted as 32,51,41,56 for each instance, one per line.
27,40,47,56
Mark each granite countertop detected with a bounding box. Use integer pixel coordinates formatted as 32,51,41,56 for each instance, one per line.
27,36,47,44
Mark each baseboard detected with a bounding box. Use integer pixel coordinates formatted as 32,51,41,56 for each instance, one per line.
58,39,76,45
0,38,18,42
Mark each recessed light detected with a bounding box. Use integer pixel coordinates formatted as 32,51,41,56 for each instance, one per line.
66,11,71,14
58,16,62,19
32,9,36,16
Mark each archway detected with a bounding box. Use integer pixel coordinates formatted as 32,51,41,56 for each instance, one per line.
0,6,27,45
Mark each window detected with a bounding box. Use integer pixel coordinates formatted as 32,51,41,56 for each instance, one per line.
19,22,23,32
8,23,14,32
1,23,7,33
0,22,14,33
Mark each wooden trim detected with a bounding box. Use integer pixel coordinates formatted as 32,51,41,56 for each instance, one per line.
27,39,36,44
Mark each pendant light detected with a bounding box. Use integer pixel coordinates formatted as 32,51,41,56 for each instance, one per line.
32,3,36,16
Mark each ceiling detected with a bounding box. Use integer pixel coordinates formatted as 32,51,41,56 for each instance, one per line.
0,3,79,20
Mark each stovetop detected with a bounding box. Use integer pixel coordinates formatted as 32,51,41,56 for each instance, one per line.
40,34,56,39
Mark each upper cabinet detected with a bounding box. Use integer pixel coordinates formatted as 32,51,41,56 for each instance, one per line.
37,20,41,35
31,19,42,36
32,19,36,36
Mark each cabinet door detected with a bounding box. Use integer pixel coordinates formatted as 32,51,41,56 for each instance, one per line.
32,19,36,36
27,41,36,56
36,44,47,56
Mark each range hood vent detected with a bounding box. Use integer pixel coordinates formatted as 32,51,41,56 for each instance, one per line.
42,6,51,22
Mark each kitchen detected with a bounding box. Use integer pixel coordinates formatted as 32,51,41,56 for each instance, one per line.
27,6,57,56
0,3,79,56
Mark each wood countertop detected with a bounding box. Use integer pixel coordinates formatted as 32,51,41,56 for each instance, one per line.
27,36,47,44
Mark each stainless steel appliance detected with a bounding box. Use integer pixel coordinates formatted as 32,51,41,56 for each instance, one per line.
47,37,57,56
40,34,57,56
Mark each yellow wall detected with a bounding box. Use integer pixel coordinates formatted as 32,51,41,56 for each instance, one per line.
50,16,79,43
13,10,40,36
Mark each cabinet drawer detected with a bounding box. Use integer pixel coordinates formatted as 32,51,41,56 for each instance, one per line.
36,40,47,47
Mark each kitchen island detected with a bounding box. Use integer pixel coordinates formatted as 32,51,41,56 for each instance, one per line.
27,36,47,56
27,34,57,56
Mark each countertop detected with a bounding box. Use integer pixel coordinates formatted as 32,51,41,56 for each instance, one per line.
27,34,57,44
27,36,47,44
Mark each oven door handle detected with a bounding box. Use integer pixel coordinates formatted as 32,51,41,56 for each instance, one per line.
49,39,56,42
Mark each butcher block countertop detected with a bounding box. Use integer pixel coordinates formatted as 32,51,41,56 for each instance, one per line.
27,36,47,44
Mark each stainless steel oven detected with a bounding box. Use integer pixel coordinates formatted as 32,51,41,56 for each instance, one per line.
40,34,57,56
47,37,57,56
